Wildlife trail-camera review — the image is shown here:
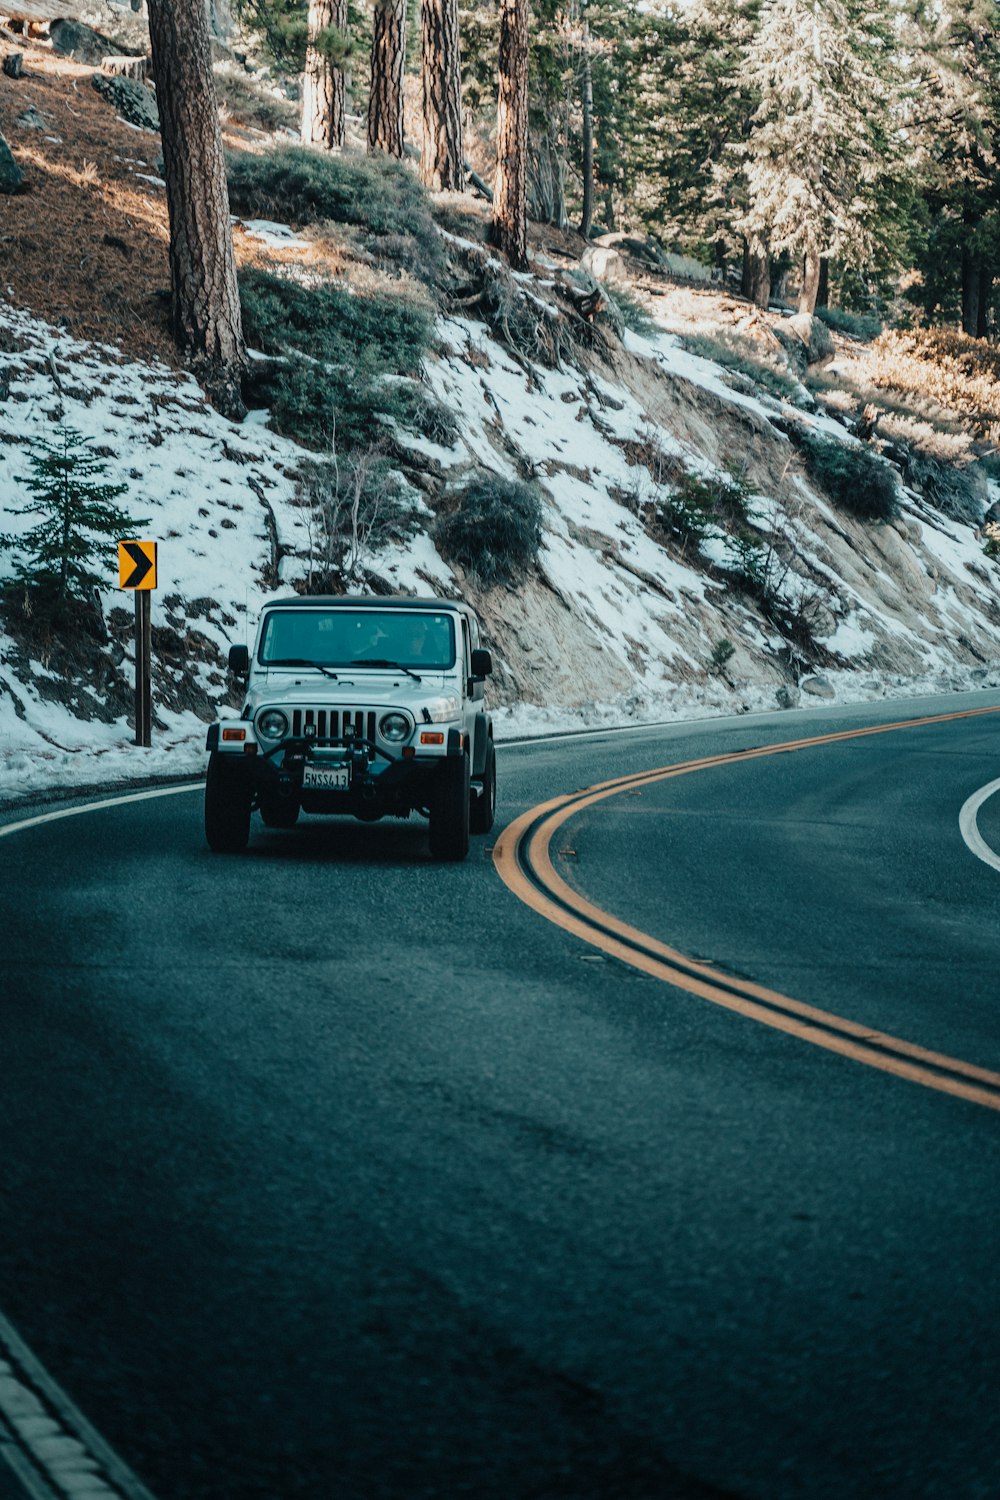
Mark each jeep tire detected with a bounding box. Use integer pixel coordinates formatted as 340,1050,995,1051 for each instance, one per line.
470,738,496,835
205,754,252,852
428,752,470,862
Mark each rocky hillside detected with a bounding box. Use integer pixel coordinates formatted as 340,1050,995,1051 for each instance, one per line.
2,17,1000,795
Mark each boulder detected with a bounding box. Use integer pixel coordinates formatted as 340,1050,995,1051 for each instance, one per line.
772,322,807,376
774,312,835,374
91,72,160,133
592,231,666,269
775,684,800,709
792,312,835,365
0,132,23,194
581,244,627,284
801,673,836,699
49,19,123,65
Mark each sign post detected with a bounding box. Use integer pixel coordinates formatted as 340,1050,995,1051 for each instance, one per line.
118,540,157,748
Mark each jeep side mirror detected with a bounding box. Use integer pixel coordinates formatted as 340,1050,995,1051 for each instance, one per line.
228,644,250,676
470,649,493,679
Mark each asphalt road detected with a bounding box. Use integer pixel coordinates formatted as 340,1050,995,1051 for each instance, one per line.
2,691,1000,1500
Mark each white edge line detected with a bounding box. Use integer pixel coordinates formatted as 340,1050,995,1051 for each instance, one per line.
0,783,199,841
0,1309,158,1500
0,1435,60,1500
959,777,1000,874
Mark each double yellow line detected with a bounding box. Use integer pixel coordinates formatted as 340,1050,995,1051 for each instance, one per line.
493,706,1000,1112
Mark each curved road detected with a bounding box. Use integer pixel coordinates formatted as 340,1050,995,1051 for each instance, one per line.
2,691,1000,1500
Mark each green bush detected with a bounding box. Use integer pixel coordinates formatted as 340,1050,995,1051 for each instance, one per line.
228,146,445,284
415,396,461,448
647,468,758,559
227,144,437,242
816,306,882,341
799,432,899,521
435,473,543,587
679,332,807,406
709,637,736,673
240,268,435,450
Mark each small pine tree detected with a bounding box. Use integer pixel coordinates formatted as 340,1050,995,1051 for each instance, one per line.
1,425,147,620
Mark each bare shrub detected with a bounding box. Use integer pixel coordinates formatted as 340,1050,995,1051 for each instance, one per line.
295,444,420,591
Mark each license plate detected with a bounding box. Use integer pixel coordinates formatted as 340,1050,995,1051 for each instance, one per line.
303,764,350,791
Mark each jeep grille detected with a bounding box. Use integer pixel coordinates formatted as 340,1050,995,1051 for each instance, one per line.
292,707,378,742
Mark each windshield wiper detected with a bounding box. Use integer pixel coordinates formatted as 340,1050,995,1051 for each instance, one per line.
266,657,339,679
349,657,422,682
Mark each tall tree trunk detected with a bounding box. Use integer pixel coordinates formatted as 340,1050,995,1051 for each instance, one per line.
491,0,530,270
420,0,463,190
368,0,406,157
579,16,594,240
741,237,770,310
961,250,981,337
977,262,992,339
798,243,821,316
146,0,246,419
816,255,829,309
302,0,348,149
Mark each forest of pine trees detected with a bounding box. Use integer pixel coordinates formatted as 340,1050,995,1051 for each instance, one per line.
157,0,1000,404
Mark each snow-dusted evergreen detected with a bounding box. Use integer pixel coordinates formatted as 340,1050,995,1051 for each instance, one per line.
731,0,906,313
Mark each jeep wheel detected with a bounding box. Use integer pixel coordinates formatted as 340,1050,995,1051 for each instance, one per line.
470,739,496,835
205,754,252,852
259,790,300,829
428,753,470,861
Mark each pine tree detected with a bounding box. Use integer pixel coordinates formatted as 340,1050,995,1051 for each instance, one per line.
421,0,464,190
301,0,351,148
656,0,760,273
368,0,407,157
1,427,147,620
492,0,531,267
229,0,310,71
731,0,907,314
147,0,247,418
908,0,1000,334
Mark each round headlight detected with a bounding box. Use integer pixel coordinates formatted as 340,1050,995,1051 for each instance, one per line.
257,709,289,740
379,712,410,743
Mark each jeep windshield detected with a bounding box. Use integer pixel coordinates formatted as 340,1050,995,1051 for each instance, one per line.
258,610,457,672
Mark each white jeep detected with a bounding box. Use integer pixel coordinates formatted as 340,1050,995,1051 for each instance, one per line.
205,596,496,861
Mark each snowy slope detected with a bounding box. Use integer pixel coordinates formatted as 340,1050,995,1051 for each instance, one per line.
2,257,1000,802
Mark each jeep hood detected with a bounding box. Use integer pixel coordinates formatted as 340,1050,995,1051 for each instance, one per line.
248,673,454,710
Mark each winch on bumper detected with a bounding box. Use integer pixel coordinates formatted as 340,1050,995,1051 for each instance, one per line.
204,717,468,817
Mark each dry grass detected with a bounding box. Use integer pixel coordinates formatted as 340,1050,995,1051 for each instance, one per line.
0,43,354,369
868,329,1000,443
0,48,177,364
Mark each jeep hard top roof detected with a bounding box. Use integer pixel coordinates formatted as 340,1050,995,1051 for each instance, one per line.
262,596,476,618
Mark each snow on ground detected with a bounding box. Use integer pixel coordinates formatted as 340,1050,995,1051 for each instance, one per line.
3,282,1000,806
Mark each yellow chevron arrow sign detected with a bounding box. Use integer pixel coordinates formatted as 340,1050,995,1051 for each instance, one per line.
118,539,157,591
